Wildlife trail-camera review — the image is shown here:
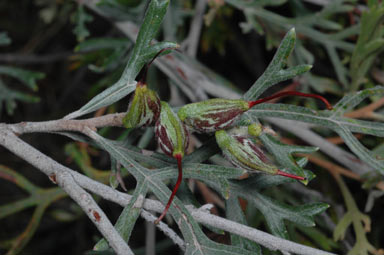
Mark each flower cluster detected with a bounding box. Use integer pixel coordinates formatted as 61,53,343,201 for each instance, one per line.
123,48,333,223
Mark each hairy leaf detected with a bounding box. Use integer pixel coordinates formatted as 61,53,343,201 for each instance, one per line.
65,0,177,119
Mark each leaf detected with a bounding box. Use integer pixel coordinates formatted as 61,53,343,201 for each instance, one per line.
333,174,376,255
89,130,255,255
94,182,147,251
243,28,312,101
74,37,133,73
350,3,384,91
224,171,329,239
0,79,40,115
0,165,66,254
0,66,45,91
259,132,318,183
294,225,339,251
72,5,93,42
248,87,384,174
65,0,178,119
234,2,356,88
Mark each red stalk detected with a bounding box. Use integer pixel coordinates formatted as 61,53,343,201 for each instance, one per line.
276,170,305,180
155,153,183,224
248,91,333,110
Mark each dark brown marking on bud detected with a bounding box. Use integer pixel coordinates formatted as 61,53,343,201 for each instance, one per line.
234,136,269,164
190,108,246,132
146,94,161,126
155,123,174,157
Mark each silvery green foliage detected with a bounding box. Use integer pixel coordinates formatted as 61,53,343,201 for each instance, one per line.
65,0,177,120
70,0,384,254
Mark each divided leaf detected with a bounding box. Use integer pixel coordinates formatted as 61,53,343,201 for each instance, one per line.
0,66,45,91
243,28,311,101
259,132,318,183
350,2,384,91
65,0,177,119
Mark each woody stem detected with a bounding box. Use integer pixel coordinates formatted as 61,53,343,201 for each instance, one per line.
155,154,183,224
248,91,333,110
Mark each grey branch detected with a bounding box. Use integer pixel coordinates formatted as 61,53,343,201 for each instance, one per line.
7,113,125,134
76,174,335,255
141,209,186,251
181,0,207,57
0,127,132,255
0,121,333,255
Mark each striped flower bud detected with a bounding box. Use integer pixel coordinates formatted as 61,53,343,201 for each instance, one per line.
122,47,178,129
155,101,189,158
178,91,332,133
178,98,249,133
215,130,305,180
122,82,160,128
154,101,189,224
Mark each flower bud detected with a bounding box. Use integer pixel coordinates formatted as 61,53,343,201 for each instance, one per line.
122,83,161,128
215,130,305,180
155,101,189,157
177,91,332,133
248,123,263,137
154,101,189,224
178,98,249,132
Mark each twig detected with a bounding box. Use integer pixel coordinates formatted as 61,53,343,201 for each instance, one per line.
181,0,207,57
345,96,384,120
0,123,333,254
303,153,384,191
140,210,186,251
7,113,125,134
0,127,133,255
190,205,335,255
145,209,156,255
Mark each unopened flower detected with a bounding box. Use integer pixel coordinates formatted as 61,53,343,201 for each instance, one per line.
154,101,189,224
122,83,160,128
178,91,332,133
123,47,178,129
215,130,305,180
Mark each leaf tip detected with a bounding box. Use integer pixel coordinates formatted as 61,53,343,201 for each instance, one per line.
288,27,296,37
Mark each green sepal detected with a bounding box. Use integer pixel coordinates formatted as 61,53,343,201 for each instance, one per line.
122,83,161,128
215,130,277,175
155,101,189,157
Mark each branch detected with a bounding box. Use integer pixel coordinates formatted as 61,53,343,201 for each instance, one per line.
181,0,207,57
7,113,125,135
140,209,186,251
0,127,132,255
0,122,334,254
